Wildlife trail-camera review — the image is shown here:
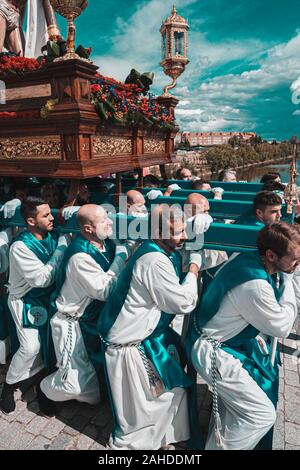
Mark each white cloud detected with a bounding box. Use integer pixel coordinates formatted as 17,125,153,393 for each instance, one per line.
293,110,300,115
176,108,203,116
177,99,191,107
92,2,300,136
93,0,198,82
178,31,300,133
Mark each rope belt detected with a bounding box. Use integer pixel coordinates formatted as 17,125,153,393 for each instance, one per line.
193,315,224,448
60,312,80,381
99,334,163,397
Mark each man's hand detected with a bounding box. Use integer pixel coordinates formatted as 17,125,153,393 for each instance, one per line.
146,189,163,200
189,263,200,277
189,251,202,270
164,184,181,197
62,206,80,221
0,199,21,219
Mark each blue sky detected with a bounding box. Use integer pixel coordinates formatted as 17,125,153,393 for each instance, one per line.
63,0,300,140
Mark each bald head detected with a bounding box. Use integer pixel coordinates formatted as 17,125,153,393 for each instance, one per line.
185,193,210,217
126,190,146,215
77,204,112,240
126,190,145,206
77,204,105,228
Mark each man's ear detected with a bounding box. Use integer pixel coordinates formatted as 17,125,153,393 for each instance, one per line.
265,248,278,263
26,217,36,227
83,224,92,235
256,209,263,221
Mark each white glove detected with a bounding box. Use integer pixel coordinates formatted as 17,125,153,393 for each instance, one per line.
57,234,71,249
189,213,213,235
62,206,80,221
0,199,21,219
0,227,13,245
146,190,163,200
0,230,11,273
211,187,224,200
167,184,181,191
273,190,285,202
189,251,203,270
211,187,224,195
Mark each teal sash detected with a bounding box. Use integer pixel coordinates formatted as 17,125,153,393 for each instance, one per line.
0,294,19,355
98,240,203,449
53,235,115,391
186,251,283,449
235,210,264,227
15,231,57,369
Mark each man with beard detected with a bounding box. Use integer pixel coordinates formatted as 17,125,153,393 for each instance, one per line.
39,205,132,408
236,191,282,227
98,205,202,450
187,222,300,450
0,196,69,415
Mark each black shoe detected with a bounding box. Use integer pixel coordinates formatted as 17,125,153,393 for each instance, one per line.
0,382,16,415
36,383,56,417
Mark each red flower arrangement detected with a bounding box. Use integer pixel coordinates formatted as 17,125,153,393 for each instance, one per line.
0,54,44,76
90,74,175,131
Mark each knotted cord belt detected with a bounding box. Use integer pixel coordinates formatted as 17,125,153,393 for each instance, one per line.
194,315,224,448
99,333,163,397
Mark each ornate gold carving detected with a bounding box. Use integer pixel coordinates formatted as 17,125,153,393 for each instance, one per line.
93,135,132,156
0,136,61,160
144,138,165,154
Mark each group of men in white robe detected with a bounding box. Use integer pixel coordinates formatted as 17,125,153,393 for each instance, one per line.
0,190,299,451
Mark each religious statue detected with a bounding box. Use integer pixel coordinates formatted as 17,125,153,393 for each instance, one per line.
0,0,60,57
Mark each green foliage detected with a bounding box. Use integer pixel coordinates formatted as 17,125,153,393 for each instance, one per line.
203,140,293,173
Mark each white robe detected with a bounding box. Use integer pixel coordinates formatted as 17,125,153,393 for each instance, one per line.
172,248,228,335
40,250,125,405
0,228,12,274
106,251,198,450
0,228,13,364
6,239,65,384
292,267,300,314
191,275,297,450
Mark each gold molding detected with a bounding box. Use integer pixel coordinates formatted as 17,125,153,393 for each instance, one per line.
0,136,61,160
144,138,165,154
93,135,132,157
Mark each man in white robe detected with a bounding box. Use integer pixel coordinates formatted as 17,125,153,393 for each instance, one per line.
172,193,228,335
0,227,13,364
0,196,69,415
189,222,300,450
292,266,300,314
40,204,131,406
99,205,201,450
